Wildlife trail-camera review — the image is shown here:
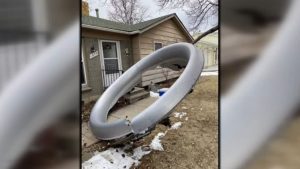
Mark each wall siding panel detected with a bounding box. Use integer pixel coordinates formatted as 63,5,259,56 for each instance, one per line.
137,19,190,85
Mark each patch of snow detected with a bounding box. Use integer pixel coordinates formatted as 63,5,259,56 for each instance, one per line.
182,106,188,110
201,71,218,76
83,119,186,168
174,112,187,119
150,132,166,151
150,91,159,98
132,146,151,160
82,146,151,169
83,132,169,168
170,122,182,130
185,117,188,121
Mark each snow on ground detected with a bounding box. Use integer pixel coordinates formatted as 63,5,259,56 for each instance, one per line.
150,91,159,98
149,121,186,151
149,122,184,151
82,132,168,169
150,132,166,151
201,71,218,76
174,112,187,119
82,146,151,169
83,116,186,169
171,122,182,129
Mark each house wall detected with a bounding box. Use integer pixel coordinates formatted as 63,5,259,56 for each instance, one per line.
138,19,190,58
197,42,218,68
134,19,191,86
81,28,133,102
194,31,218,68
81,18,193,101
132,35,140,63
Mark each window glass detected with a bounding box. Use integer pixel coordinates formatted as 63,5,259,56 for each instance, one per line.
154,42,163,50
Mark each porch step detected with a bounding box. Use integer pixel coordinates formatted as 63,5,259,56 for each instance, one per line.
124,88,150,104
129,87,145,95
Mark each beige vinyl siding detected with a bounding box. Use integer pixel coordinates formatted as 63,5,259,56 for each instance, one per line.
135,19,190,86
132,35,140,63
142,67,182,86
131,34,143,84
138,19,189,58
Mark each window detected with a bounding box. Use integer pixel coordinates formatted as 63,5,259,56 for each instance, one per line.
154,42,163,51
81,46,87,86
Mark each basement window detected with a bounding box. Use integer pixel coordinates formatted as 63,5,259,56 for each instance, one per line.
154,42,163,51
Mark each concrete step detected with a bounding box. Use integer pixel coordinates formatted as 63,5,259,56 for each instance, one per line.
124,90,150,104
129,87,145,95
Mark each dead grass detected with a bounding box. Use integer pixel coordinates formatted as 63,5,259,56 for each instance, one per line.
81,76,218,168
136,76,218,169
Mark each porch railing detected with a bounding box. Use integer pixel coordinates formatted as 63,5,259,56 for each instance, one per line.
101,69,124,89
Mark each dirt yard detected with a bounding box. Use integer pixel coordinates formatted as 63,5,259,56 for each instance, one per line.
82,76,218,169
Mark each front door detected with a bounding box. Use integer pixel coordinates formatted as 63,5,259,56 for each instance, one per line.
99,40,122,88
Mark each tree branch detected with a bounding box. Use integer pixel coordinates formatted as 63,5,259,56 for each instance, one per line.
193,25,218,44
108,0,147,24
157,0,218,32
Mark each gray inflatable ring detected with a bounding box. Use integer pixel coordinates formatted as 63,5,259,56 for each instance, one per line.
90,43,204,140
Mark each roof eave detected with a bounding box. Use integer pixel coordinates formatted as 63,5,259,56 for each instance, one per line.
82,24,139,35
172,15,194,42
82,14,194,42
139,15,174,33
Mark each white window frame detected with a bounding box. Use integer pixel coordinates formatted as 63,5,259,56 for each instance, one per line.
81,45,88,87
153,41,163,51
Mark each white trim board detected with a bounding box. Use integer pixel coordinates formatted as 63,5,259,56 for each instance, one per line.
81,44,88,87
